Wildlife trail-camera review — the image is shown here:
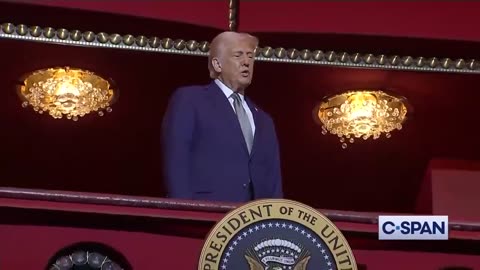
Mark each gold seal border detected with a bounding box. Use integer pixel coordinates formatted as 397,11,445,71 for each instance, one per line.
198,199,357,270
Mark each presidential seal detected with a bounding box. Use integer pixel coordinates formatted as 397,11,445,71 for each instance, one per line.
199,199,357,270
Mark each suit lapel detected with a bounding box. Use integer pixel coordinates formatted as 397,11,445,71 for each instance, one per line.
207,82,250,156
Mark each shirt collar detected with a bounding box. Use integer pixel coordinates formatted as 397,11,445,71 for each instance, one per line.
214,79,245,102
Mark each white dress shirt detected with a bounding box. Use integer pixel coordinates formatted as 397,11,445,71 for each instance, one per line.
215,79,256,135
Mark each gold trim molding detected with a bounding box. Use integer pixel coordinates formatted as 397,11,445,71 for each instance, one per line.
228,0,239,31
1,22,479,74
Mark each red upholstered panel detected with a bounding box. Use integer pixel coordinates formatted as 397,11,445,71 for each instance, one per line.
353,250,480,270
417,160,480,222
2,225,480,269
0,224,204,269
1,191,480,269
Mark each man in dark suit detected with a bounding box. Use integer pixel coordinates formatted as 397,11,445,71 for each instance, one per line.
161,31,283,202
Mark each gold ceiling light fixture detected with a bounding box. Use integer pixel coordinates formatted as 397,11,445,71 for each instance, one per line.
316,90,409,149
18,67,116,121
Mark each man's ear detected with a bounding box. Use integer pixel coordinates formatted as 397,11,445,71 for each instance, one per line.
212,57,222,73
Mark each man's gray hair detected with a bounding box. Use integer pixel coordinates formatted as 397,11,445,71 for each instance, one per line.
207,31,259,79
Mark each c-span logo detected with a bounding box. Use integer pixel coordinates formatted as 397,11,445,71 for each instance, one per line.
378,215,449,240
199,199,357,270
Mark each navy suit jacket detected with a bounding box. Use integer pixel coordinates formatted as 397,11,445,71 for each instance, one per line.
161,81,283,202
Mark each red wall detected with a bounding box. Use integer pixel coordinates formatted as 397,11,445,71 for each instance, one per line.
7,1,480,42
2,224,479,269
417,160,480,222
1,0,480,215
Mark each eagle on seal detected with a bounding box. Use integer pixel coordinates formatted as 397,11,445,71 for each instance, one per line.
245,255,311,270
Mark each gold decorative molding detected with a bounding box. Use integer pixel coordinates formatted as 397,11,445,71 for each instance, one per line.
228,0,239,31
1,22,479,74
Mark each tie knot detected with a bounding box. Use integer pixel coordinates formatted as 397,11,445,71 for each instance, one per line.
230,93,242,103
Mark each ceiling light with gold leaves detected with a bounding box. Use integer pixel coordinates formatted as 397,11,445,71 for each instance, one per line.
316,90,409,149
18,67,116,121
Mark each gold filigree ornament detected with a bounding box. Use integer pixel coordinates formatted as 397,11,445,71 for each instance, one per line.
18,67,116,121
316,90,409,149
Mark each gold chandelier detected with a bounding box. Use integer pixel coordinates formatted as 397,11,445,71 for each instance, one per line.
316,90,408,149
18,67,116,121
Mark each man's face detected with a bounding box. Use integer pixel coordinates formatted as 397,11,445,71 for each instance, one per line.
217,37,256,92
